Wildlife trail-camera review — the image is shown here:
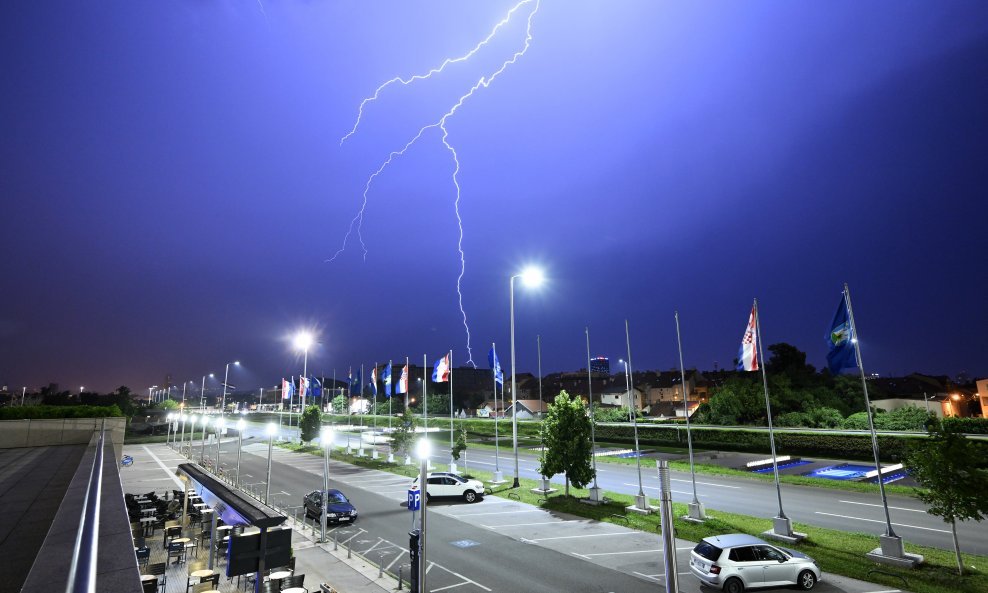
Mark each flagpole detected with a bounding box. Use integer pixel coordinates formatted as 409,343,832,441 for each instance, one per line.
388,360,393,433
586,327,601,500
449,350,455,468
373,362,378,436
674,312,704,521
290,376,295,441
625,320,647,506
537,335,546,486
492,343,502,482
332,369,336,414
845,283,896,539
360,363,365,431
754,298,798,539
405,356,410,410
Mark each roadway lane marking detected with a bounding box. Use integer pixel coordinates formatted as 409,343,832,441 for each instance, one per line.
523,531,641,542
482,520,582,528
622,483,706,497
859,590,901,593
839,500,926,513
815,512,949,533
669,478,741,489
142,446,185,488
447,509,543,517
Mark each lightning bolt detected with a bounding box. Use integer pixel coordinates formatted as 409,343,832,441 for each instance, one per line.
331,0,540,368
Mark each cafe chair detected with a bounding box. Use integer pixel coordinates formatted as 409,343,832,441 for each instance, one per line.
167,540,187,564
191,583,217,593
145,562,167,593
281,574,307,592
141,579,157,593
134,546,150,569
259,581,281,593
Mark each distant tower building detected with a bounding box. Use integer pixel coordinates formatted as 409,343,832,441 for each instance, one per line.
590,356,610,377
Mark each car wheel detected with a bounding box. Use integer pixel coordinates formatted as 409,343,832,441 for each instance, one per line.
463,490,477,503
723,577,744,593
426,493,431,503
797,570,817,590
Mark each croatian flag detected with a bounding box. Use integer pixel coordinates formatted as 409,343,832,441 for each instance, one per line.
432,353,450,382
737,305,759,372
370,366,378,395
299,376,309,399
397,364,408,394
282,378,294,400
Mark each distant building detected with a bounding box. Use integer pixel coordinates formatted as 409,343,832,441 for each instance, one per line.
599,385,643,409
589,356,610,377
978,379,988,418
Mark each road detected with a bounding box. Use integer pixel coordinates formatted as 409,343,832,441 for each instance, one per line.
141,437,905,593
209,420,987,556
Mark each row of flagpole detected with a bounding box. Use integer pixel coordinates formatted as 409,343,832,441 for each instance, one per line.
268,282,907,560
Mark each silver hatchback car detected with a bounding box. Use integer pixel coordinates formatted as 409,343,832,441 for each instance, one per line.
690,534,821,592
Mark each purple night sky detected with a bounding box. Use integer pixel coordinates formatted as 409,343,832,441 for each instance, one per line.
2,1,986,394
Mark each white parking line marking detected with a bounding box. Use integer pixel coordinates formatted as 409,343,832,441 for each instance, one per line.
483,520,582,529
142,446,185,488
576,547,693,557
668,478,741,489
524,531,641,542
839,500,925,513
622,483,706,497
448,509,543,517
815,512,949,533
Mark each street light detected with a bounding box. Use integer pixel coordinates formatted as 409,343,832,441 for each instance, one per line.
510,265,544,487
294,331,314,439
214,417,226,476
236,418,246,487
221,361,240,414
200,374,214,412
187,415,199,459
320,426,334,542
200,417,211,465
416,438,432,593
264,423,277,504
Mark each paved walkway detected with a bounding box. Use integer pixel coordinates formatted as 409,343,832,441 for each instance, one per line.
120,442,393,593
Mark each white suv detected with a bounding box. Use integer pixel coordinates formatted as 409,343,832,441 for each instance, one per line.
412,472,485,503
690,534,820,592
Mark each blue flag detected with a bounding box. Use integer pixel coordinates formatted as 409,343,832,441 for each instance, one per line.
309,376,322,399
382,362,392,398
350,370,362,395
488,345,503,385
826,291,857,375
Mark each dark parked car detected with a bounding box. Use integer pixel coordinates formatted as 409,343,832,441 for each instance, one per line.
303,489,358,524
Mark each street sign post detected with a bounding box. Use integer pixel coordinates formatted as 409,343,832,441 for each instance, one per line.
407,487,421,511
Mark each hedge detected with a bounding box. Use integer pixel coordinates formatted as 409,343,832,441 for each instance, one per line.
0,405,124,420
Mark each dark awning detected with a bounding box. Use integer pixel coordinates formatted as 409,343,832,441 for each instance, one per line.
176,463,286,529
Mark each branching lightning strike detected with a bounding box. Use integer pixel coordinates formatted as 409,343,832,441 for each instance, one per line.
330,0,540,368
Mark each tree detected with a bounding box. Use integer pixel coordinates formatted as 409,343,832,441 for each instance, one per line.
299,405,322,443
331,394,347,415
390,408,418,459
706,377,765,425
766,342,817,386
159,399,179,410
905,417,988,575
451,426,468,473
539,391,595,496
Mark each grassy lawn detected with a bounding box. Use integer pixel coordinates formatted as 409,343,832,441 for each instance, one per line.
278,441,986,593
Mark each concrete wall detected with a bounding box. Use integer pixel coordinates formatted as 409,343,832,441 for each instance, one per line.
21,430,142,593
0,417,127,460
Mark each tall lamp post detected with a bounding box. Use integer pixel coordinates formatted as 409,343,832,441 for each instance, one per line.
236,418,246,488
620,317,648,513
179,413,188,454
320,427,334,542
294,332,314,411
199,417,210,465
264,423,277,504
221,361,240,414
416,438,432,593
214,417,226,476
200,374,213,412
510,266,544,488
187,415,198,459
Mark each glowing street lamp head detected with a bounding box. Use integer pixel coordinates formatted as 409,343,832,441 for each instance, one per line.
416,438,432,460
215,418,226,430
519,266,545,288
266,422,277,437
236,419,246,431
321,427,334,446
191,415,199,425
294,332,314,351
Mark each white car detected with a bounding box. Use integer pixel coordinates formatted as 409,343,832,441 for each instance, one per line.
690,534,821,592
412,472,485,503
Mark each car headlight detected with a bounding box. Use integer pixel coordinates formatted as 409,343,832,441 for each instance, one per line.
326,512,338,518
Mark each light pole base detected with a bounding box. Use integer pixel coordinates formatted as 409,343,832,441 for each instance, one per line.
762,517,806,544
530,478,556,494
490,470,507,484
404,455,413,466
387,453,395,463
682,501,707,523
371,449,379,460
357,447,365,457
449,462,458,474
866,535,923,568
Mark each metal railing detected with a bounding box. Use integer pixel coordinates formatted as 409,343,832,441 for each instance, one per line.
66,425,106,593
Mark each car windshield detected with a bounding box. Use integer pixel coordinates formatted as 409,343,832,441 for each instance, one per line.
451,475,467,483
326,492,348,504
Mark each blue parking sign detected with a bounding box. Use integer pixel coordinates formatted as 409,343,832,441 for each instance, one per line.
407,488,421,511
